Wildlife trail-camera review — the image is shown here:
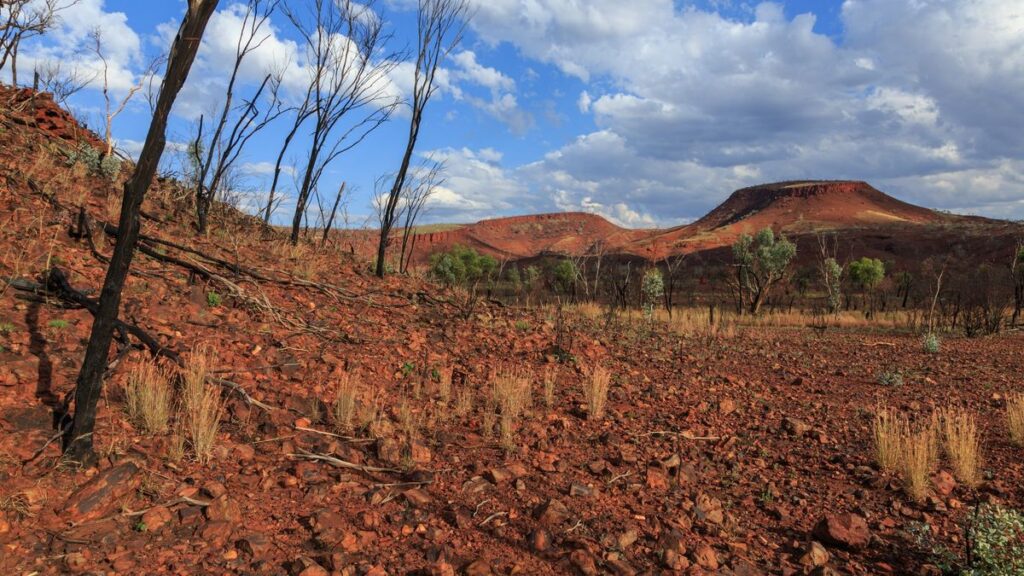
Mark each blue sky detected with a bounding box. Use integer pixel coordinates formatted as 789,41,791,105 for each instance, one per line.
7,0,1024,227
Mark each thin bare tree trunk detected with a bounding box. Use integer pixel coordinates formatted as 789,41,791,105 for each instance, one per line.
65,0,219,466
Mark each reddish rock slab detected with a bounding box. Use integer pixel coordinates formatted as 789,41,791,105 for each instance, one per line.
65,461,141,523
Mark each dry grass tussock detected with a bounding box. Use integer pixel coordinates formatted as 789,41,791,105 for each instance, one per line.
180,346,222,465
584,366,612,421
332,371,360,433
1008,394,1024,447
902,424,938,501
939,406,981,487
437,366,453,405
493,369,533,451
542,364,558,408
124,357,172,434
872,407,906,473
455,386,473,419
872,407,940,501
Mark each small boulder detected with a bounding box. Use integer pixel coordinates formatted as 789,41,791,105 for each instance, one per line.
814,513,870,550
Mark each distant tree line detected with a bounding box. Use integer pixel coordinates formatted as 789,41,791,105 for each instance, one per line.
427,228,1024,337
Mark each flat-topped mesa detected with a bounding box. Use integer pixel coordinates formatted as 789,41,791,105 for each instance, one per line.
693,180,943,231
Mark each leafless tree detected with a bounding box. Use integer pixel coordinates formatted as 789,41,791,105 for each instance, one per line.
374,0,468,277
397,159,443,273
660,252,687,317
816,232,843,313
1,0,77,85
192,0,285,233
262,82,313,224
1011,238,1024,326
315,181,346,246
285,0,401,245
90,28,165,157
66,0,219,466
33,60,93,105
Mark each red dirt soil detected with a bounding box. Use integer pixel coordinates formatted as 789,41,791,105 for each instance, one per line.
3,87,1024,576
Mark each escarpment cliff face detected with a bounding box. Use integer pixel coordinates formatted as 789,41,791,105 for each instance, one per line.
391,179,1019,265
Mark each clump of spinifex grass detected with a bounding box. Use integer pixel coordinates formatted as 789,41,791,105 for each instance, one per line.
180,346,222,465
872,407,906,473
124,357,172,434
939,406,981,487
437,366,453,405
902,424,938,502
872,407,940,501
542,364,558,409
1008,394,1024,447
332,371,359,433
584,366,611,421
493,369,533,451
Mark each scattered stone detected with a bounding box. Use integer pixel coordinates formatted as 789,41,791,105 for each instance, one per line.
206,492,240,522
530,529,551,552
695,493,725,525
617,528,639,550
377,438,403,465
462,559,493,576
569,483,593,497
536,499,571,526
692,543,719,570
141,505,173,532
403,488,432,508
814,513,870,550
646,467,670,491
932,471,956,496
604,557,636,576
65,461,141,523
410,440,432,464
799,541,830,567
783,417,811,437
237,534,272,559
569,549,598,575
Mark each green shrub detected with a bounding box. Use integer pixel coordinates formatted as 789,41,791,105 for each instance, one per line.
641,268,664,320
429,245,497,290
965,504,1024,575
922,333,941,354
206,291,222,307
877,369,904,387
47,319,68,330
849,257,886,291
66,143,121,182
0,322,14,335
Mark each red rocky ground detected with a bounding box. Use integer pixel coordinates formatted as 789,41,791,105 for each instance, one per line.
2,88,1024,575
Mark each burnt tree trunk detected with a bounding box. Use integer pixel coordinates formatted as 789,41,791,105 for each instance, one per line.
65,0,219,465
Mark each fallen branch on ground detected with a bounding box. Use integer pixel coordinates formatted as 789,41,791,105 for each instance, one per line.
290,448,401,474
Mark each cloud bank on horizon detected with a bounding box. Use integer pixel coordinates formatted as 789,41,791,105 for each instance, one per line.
7,0,1024,227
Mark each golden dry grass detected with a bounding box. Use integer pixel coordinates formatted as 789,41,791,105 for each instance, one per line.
332,371,359,433
584,366,612,421
902,424,937,501
542,364,558,409
455,386,473,419
437,366,453,405
872,407,906,472
180,346,222,464
1008,394,1024,447
124,358,172,434
493,369,533,451
939,406,981,487
565,302,924,334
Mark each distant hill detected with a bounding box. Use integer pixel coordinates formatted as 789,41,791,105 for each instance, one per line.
397,180,1018,265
